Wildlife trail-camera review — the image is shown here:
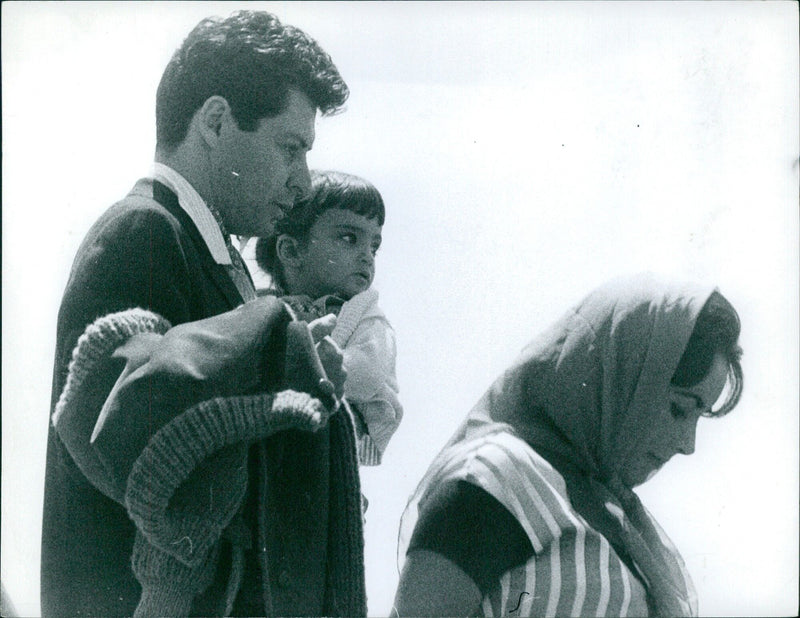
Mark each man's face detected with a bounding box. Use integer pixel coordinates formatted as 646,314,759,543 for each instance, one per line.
294,208,383,300
212,89,316,237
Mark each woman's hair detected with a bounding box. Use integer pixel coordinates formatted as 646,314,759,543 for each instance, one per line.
156,11,349,150
671,290,743,416
255,170,385,292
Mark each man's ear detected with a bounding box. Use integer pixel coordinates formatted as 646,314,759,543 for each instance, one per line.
276,235,303,268
195,96,230,148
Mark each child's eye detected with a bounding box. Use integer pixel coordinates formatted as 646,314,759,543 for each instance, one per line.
339,233,357,244
670,402,688,420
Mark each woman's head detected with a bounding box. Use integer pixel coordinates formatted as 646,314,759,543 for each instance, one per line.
460,273,744,488
256,170,385,298
617,290,743,487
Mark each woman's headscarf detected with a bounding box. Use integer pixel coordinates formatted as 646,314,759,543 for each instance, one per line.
460,272,713,480
408,273,715,616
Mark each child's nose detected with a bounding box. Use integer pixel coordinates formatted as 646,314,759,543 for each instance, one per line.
360,246,375,264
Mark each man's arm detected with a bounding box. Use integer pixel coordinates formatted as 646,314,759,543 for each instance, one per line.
54,203,198,402
54,296,343,503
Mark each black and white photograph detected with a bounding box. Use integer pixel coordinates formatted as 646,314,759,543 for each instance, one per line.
2,2,798,616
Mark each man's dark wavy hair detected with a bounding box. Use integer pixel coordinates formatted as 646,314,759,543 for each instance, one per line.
156,10,349,149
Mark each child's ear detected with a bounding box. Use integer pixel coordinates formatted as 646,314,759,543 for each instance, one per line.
276,235,303,267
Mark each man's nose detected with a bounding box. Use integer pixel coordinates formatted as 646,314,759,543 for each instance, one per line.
288,159,311,203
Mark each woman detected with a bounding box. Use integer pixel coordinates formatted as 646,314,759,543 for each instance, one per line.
394,274,743,617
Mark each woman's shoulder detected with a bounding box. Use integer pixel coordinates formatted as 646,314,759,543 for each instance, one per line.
461,431,569,498
451,431,584,549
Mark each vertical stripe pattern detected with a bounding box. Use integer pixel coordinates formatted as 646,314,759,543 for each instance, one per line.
400,430,661,617
596,537,611,616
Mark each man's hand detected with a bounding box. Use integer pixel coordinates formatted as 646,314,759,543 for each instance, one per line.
315,336,346,401
308,313,337,343
308,314,347,401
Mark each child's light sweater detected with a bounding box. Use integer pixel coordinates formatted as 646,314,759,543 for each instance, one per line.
282,288,403,465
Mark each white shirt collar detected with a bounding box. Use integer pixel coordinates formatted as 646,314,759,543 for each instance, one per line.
150,162,231,264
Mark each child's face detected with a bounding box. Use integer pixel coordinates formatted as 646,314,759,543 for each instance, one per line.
296,208,382,300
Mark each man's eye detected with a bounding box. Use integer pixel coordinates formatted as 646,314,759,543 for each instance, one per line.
670,402,688,419
340,233,357,244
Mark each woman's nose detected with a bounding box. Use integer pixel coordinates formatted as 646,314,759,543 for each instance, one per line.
676,419,698,455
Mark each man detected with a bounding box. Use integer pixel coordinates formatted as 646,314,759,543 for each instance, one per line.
42,11,363,616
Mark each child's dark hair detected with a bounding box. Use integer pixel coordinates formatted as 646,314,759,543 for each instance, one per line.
256,170,385,292
671,290,743,416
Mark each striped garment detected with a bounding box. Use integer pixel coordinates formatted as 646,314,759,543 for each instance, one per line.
400,430,695,617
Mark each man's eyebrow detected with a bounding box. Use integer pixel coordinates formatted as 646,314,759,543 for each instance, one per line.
283,131,312,150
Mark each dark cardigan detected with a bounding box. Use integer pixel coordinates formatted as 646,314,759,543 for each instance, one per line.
52,301,366,616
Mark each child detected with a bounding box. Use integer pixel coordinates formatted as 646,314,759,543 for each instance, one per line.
256,170,402,466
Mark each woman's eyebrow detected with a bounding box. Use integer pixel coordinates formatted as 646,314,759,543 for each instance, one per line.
675,391,705,409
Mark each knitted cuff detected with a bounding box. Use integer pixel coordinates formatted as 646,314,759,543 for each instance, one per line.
52,308,172,427
358,434,382,466
354,399,402,458
131,531,218,618
126,389,326,567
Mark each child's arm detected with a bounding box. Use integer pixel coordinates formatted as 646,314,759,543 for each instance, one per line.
332,292,403,464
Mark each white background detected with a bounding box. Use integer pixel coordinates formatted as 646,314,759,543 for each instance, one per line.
2,2,798,616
